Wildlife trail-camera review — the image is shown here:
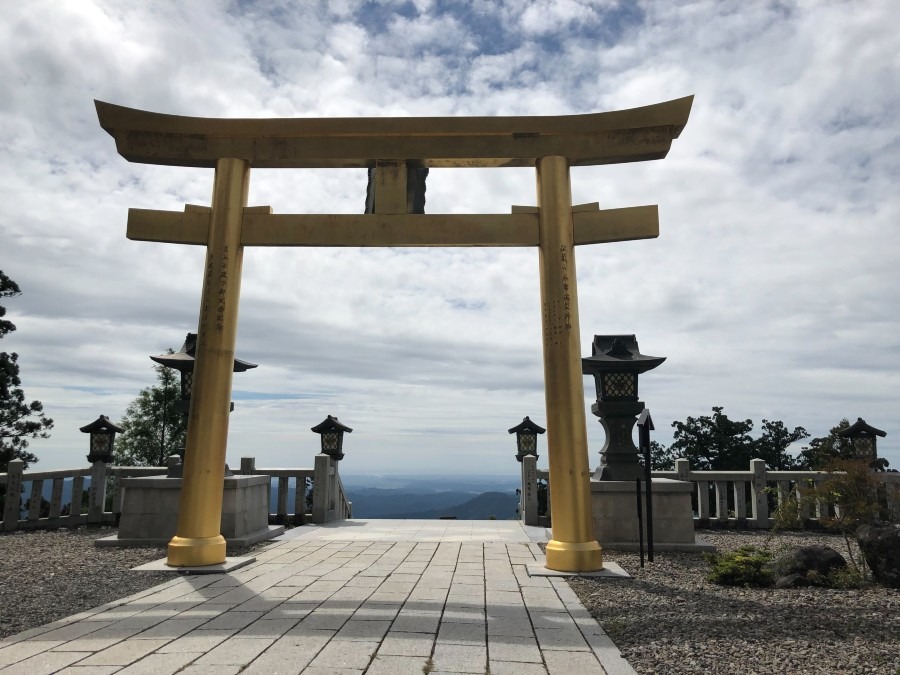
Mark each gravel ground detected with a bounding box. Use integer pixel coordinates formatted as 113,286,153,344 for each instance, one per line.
568,530,900,675
0,526,262,640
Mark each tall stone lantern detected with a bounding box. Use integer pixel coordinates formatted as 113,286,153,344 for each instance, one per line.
150,333,258,460
582,335,665,481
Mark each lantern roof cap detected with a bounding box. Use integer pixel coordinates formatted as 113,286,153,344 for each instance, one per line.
311,415,353,434
838,417,886,439
150,332,258,372
582,334,665,375
508,416,546,435
79,414,124,434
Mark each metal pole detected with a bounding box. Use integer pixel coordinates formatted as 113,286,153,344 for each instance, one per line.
644,442,654,562
536,155,603,572
167,157,249,567
639,409,655,563
636,477,644,568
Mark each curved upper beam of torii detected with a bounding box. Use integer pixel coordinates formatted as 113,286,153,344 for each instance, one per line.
98,97,693,249
95,96,693,169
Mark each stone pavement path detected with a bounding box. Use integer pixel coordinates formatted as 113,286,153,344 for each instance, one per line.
0,521,635,674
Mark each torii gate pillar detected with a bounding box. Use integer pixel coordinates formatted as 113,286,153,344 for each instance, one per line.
167,158,250,566
536,156,602,570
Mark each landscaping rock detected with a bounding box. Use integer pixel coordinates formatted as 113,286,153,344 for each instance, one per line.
856,524,900,588
773,544,846,587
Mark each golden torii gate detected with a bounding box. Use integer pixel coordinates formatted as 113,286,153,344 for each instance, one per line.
96,96,692,572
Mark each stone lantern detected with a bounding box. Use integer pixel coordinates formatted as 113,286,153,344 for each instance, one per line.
839,418,886,465
150,333,257,416
79,414,123,464
582,335,665,481
311,415,353,461
508,416,545,463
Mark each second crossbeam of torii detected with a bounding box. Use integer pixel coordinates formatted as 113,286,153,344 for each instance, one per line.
96,95,693,572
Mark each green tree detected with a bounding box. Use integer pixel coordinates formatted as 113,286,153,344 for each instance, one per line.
114,359,187,466
648,440,677,471
753,419,810,470
654,407,809,471
799,419,854,469
0,271,53,471
668,406,755,470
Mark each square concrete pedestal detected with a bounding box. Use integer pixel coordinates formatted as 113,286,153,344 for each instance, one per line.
96,474,283,547
591,478,714,552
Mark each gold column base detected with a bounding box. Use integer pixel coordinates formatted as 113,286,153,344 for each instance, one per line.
545,538,604,572
167,534,227,567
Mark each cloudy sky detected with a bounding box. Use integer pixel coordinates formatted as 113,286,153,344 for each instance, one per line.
2,0,898,476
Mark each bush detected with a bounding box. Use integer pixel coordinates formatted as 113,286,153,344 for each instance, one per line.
706,545,774,587
822,564,866,589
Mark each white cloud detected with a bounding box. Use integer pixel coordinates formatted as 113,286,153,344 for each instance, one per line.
519,0,603,36
1,0,899,476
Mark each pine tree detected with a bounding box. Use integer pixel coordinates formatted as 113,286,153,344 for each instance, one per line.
799,419,854,469
653,407,810,471
114,359,187,466
0,271,53,471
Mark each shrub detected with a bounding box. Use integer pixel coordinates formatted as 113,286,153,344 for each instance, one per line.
766,483,808,531
706,545,774,587
808,459,883,569
822,564,866,589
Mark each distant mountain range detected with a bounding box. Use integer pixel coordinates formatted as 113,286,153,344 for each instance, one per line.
340,474,521,493
344,487,519,519
341,474,520,520
386,491,519,520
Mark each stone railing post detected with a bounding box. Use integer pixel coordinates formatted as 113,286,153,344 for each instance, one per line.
107,472,120,518
87,460,108,524
2,459,25,531
675,458,690,482
49,477,64,519
521,455,539,526
166,455,183,478
714,481,728,522
240,457,256,475
311,453,329,524
882,475,899,521
750,458,769,528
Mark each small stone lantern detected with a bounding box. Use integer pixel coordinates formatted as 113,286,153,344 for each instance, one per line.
508,416,545,463
79,414,123,464
582,335,665,481
311,415,353,461
839,418,886,465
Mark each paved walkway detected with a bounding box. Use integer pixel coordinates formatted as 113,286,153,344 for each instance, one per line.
0,520,635,674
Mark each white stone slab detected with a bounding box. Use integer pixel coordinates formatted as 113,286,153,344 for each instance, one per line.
95,525,284,548
131,556,257,574
525,561,631,579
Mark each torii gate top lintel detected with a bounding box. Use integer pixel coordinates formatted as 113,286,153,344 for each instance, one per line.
95,96,693,169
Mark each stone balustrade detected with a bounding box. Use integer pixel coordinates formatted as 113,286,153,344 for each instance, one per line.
1,452,352,532
0,459,167,532
239,454,352,524
521,456,900,529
